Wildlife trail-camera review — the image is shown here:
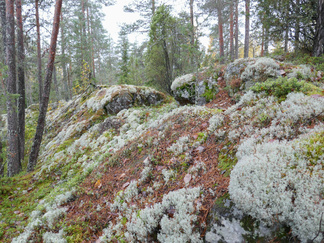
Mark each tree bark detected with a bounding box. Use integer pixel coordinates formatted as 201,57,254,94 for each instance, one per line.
0,0,6,62
217,4,224,64
0,138,3,176
313,0,324,56
36,0,43,105
189,0,195,66
234,0,239,59
27,0,63,172
16,0,25,164
151,0,155,15
295,0,300,50
229,2,234,61
284,2,289,53
60,11,69,101
53,65,59,101
244,0,250,58
264,26,269,55
6,0,21,177
0,0,5,178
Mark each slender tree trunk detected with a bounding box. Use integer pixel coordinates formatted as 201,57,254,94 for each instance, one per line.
88,5,96,79
0,139,3,176
0,0,6,62
295,0,300,50
68,62,72,97
151,0,155,15
6,0,21,177
264,26,269,55
217,5,224,64
16,0,25,164
235,0,239,59
189,0,195,66
244,0,250,58
229,2,234,61
36,0,43,105
27,0,63,172
60,11,69,101
284,2,289,53
313,0,324,56
53,65,59,101
261,26,264,56
0,0,5,177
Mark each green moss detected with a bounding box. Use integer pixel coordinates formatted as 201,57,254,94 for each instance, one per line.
202,83,218,102
217,147,238,177
0,172,59,241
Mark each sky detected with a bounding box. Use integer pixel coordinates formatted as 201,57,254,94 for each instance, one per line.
101,0,210,47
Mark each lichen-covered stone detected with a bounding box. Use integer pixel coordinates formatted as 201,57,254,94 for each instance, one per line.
86,85,166,114
206,195,281,243
225,58,281,96
171,71,218,105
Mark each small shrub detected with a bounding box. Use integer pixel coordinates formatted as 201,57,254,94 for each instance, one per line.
250,77,318,100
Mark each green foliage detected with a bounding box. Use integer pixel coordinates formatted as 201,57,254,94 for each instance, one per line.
250,77,322,100
118,28,130,84
73,61,92,95
302,131,324,166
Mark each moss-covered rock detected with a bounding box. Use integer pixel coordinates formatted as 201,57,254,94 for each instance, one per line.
171,71,218,105
86,85,166,114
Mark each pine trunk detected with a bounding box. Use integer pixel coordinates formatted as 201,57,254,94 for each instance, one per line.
0,0,6,61
244,0,250,58
264,27,269,55
229,2,234,61
295,0,300,50
313,0,324,57
190,0,195,66
6,0,21,177
27,0,63,172
53,65,59,101
152,0,155,15
284,2,289,53
217,6,224,64
234,0,239,59
0,0,4,177
60,11,69,101
36,0,43,105
16,0,25,164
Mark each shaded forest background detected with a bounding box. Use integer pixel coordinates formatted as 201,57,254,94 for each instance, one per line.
0,0,324,177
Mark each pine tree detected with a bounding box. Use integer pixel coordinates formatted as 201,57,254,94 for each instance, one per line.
6,0,21,176
28,0,63,172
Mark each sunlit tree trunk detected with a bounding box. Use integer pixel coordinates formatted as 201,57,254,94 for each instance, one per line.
28,0,63,172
